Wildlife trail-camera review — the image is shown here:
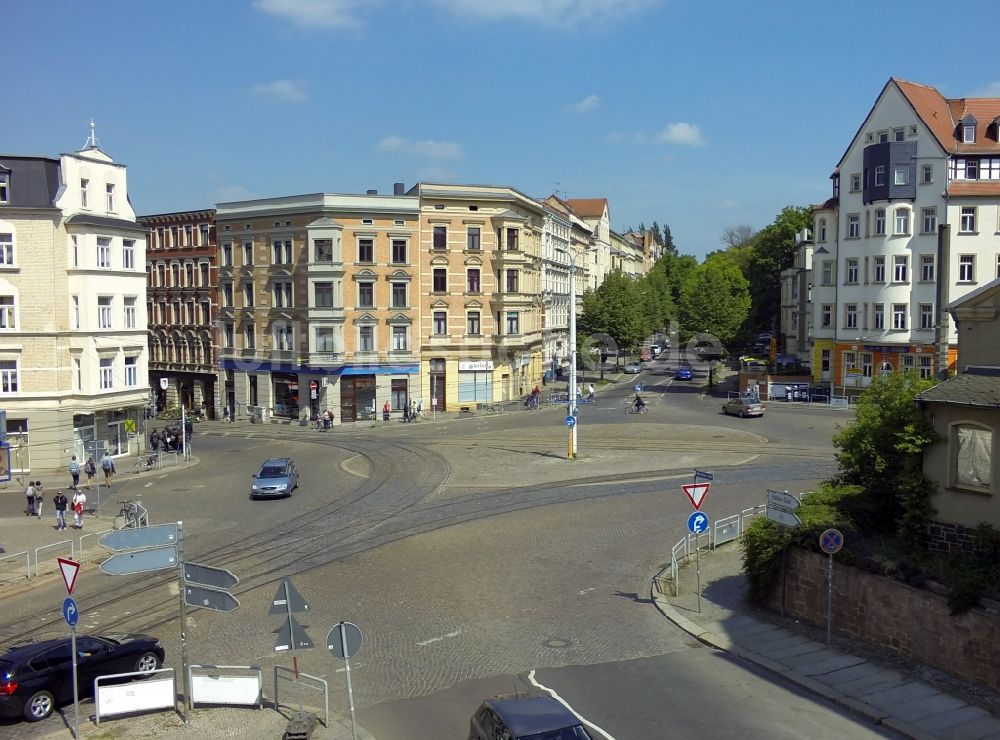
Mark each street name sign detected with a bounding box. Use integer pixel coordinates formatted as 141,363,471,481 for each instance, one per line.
58,557,81,595
694,470,713,482
184,562,239,591
99,523,178,552
99,545,178,575
274,616,315,652
184,583,240,613
681,482,711,510
326,622,363,660
766,490,800,511
765,505,801,529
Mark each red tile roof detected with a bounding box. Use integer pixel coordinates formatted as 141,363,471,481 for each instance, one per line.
565,198,608,218
895,79,1000,154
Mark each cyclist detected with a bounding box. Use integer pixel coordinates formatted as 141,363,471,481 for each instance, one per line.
632,393,646,413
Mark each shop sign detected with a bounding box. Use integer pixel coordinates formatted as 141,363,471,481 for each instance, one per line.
459,360,494,371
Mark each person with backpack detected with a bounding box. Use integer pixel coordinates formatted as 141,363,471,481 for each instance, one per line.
24,480,36,516
33,481,44,518
101,454,116,486
68,455,81,490
84,456,97,489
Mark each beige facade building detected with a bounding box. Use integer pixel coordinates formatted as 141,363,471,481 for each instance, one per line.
0,135,148,472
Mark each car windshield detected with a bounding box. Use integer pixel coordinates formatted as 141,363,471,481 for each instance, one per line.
258,465,287,479
520,726,592,740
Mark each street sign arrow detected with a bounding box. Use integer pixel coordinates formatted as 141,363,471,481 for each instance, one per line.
765,504,801,529
681,482,711,510
184,583,240,613
687,511,710,535
63,597,79,627
564,415,576,428
99,523,178,552
274,616,314,652
57,557,81,595
184,561,239,590
766,490,800,511
269,577,310,615
99,545,178,575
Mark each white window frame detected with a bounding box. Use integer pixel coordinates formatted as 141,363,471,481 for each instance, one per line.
963,124,976,144
921,255,935,282
894,166,909,186
845,304,858,329
874,210,886,236
391,325,408,351
0,360,18,394
315,327,335,353
106,183,115,212
874,165,885,186
433,311,447,336
922,208,936,234
821,261,833,286
97,296,113,329
0,296,14,329
892,303,907,330
893,255,908,283
873,303,885,330
99,358,114,390
919,303,933,330
960,206,977,233
821,304,832,328
124,297,136,329
850,174,861,192
894,208,910,235
0,233,13,266
847,215,860,239
0,174,8,204
80,178,89,208
873,256,886,283
357,281,375,309
122,239,135,269
958,254,975,283
124,356,137,387
845,258,859,284
97,237,112,268
358,325,375,352
921,164,933,183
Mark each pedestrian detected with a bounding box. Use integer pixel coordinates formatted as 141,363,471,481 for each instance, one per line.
72,489,87,529
416,399,423,418
24,480,36,516
587,383,596,402
223,405,230,422
101,454,116,486
68,455,81,490
408,400,416,422
323,409,332,430
53,490,68,531
184,418,193,443
382,400,391,422
33,481,44,518
149,429,160,453
84,455,97,489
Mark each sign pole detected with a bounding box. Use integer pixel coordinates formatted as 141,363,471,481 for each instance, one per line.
284,578,302,709
177,522,188,723
339,622,358,740
826,552,833,644
71,625,79,739
695,532,701,614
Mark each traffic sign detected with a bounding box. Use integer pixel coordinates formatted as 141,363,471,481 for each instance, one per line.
99,545,178,575
765,505,801,528
184,561,239,590
681,482,711,510
124,419,137,434
184,583,240,613
634,383,643,393
766,490,800,511
694,470,713,482
269,577,310,615
687,511,710,535
58,557,81,595
326,622,363,659
564,415,576,428
819,528,844,554
99,522,178,552
274,616,315,652
63,597,79,627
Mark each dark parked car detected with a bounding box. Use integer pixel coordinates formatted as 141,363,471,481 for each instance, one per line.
250,457,299,498
674,365,693,380
0,633,164,721
469,694,593,740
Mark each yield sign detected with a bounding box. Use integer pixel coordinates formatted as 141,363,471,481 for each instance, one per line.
681,482,711,510
58,557,81,595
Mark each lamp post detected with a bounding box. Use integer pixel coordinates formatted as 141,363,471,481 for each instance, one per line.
568,252,578,458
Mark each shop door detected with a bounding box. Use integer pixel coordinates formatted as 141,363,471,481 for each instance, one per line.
429,358,446,411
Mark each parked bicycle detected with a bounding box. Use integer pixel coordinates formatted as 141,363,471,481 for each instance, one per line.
134,452,159,473
116,499,144,529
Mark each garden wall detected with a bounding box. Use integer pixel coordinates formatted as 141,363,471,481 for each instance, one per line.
765,547,1000,691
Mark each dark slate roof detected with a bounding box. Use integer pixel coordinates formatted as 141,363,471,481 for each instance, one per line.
0,155,61,208
65,213,145,234
916,366,1000,407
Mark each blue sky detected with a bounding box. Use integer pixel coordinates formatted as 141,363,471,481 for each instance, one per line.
6,0,1000,260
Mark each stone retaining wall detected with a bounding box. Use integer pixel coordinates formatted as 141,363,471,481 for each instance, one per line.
765,547,1000,691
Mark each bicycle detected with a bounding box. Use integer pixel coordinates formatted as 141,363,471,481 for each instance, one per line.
133,453,159,473
625,403,649,415
116,499,142,529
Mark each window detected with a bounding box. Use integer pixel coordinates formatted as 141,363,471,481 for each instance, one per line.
821,261,833,286
200,301,210,324
314,238,333,262
506,311,520,334
878,131,889,143
955,424,992,490
433,226,447,250
845,258,858,284
273,282,292,308
505,228,519,250
124,297,136,328
80,178,89,208
243,283,254,307
200,262,209,286
959,255,975,282
892,303,907,330
391,282,407,308
274,325,293,350
433,268,447,292
185,262,194,286
273,240,286,264
894,128,905,142
243,241,253,265
244,322,255,350
0,233,14,266
873,256,885,283
963,123,976,144
894,208,909,235
861,352,873,378
71,235,79,267
505,269,519,292
0,174,8,203
921,255,935,282
124,356,137,387
467,268,481,293
919,355,933,379
391,325,408,351
99,358,113,389
850,174,861,191
920,303,933,329
97,237,111,268
467,311,481,335
960,207,977,233
171,226,179,246
845,304,858,329
224,323,234,348
966,159,979,179
314,282,334,307
821,304,832,328
357,238,374,263
391,239,407,264
222,282,233,307
874,210,885,236
200,224,209,245
222,242,233,266
170,262,180,286
893,255,908,283
818,218,827,242
97,296,112,329
72,295,80,328
358,282,374,308
873,303,885,330
315,327,335,352
894,166,909,186
467,227,481,250
921,208,936,234
0,360,19,395
105,183,115,212
843,351,857,377
848,215,860,239
997,254,1000,279
874,166,885,186
358,326,374,352
433,311,447,335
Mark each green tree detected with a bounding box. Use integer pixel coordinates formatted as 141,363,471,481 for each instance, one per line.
744,205,812,332
677,254,750,343
578,271,648,357
661,224,677,256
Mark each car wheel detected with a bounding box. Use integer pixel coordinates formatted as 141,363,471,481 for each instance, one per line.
722,406,728,415
135,652,161,674
739,409,746,418
23,689,54,721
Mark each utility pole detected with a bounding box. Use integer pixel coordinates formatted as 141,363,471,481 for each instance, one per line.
568,252,578,458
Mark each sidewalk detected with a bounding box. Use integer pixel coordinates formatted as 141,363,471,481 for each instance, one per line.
652,544,1000,739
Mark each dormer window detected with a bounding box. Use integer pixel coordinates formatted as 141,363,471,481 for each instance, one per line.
0,173,8,204
960,115,977,144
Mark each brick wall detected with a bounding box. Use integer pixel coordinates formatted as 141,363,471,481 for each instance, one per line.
765,547,1000,691
927,519,979,555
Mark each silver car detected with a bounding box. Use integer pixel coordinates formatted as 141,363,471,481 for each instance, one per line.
250,457,298,498
722,397,765,418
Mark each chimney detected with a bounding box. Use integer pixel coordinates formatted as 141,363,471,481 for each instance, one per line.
366,189,378,195
393,182,405,196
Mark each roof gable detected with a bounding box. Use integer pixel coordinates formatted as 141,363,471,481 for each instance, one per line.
565,197,608,218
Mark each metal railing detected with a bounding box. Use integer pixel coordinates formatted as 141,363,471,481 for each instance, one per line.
274,665,328,727
78,528,114,557
0,550,30,582
33,540,74,578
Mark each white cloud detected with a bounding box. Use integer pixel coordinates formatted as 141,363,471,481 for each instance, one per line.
378,135,462,159
430,0,660,25
567,94,601,114
655,122,705,146
252,80,308,103
252,0,368,28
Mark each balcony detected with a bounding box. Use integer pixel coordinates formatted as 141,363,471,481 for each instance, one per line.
494,248,532,267
306,306,345,322
492,291,537,308
308,352,342,367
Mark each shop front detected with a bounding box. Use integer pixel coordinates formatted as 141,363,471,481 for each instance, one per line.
72,408,142,461
272,372,300,419
458,360,494,403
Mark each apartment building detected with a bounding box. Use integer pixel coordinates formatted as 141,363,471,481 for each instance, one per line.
565,198,613,290
811,78,1000,393
411,183,547,409
0,134,148,470
139,209,217,416
779,229,813,360
215,189,420,423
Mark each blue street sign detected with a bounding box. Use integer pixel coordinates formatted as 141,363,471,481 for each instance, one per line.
694,470,713,481
819,528,844,554
687,511,710,535
565,415,576,428
63,597,79,628
634,383,643,393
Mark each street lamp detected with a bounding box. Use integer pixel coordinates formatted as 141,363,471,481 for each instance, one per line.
568,246,596,459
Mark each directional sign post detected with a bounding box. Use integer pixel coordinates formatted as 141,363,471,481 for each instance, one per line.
565,415,576,460
271,577,312,708
765,490,801,529
60,594,81,739
99,545,178,575
327,622,363,740
184,584,240,613
820,528,844,644
686,511,711,614
99,522,178,552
